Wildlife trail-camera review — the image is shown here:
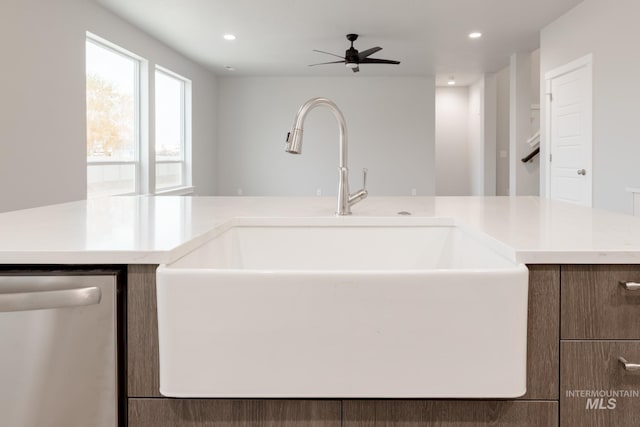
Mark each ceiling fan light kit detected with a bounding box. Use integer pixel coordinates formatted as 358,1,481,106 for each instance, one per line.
309,33,400,73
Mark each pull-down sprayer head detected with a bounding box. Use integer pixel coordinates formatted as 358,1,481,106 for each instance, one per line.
285,97,344,156
285,128,303,154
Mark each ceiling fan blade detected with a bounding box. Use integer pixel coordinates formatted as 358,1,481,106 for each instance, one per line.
351,65,360,73
308,60,346,67
359,58,400,65
358,46,382,60
312,49,345,59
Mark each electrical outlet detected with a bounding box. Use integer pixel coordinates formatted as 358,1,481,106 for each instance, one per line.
411,188,417,196
236,188,243,196
316,188,322,196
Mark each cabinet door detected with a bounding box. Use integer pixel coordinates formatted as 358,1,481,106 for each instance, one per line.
343,400,558,427
561,265,640,339
129,399,341,427
561,341,640,426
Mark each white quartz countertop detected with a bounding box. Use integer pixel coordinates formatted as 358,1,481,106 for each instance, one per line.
2,196,640,265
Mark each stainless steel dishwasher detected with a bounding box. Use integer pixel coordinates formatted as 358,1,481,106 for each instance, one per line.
0,270,120,427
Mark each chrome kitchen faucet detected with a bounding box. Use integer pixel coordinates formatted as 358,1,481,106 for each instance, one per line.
285,97,367,215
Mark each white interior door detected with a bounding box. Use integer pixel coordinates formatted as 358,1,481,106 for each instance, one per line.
545,55,592,206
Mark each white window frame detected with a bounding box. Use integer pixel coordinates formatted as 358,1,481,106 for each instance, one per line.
154,66,192,193
86,33,193,198
86,33,145,197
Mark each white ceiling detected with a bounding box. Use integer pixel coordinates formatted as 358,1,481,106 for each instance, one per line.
96,0,582,84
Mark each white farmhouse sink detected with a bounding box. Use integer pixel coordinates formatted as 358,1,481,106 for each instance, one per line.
156,217,528,398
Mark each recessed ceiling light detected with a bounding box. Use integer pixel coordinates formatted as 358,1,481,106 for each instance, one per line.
223,34,236,41
468,32,482,39
447,77,456,85
224,66,236,71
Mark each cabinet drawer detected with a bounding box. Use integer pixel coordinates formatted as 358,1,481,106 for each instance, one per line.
344,400,558,426
561,265,640,339
129,399,341,426
560,341,640,426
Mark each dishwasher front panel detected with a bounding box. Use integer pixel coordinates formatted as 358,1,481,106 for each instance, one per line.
0,274,117,427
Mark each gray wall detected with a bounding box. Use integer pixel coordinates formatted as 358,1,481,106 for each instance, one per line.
509,52,540,197
483,74,498,197
496,66,510,196
435,77,496,197
435,87,471,196
468,80,483,196
0,0,218,213
216,77,435,197
541,0,640,214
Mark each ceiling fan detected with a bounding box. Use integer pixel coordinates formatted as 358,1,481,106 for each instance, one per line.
309,34,400,73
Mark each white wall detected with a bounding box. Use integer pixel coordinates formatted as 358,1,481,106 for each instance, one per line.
435,78,496,197
217,77,435,197
468,81,483,195
496,66,510,196
541,0,640,213
483,74,497,197
435,87,470,196
0,0,217,213
509,51,540,196
530,49,540,101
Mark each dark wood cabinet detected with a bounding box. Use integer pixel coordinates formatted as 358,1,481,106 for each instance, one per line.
561,265,640,339
343,400,558,427
560,341,640,426
521,265,559,400
5,248,640,426
127,265,162,397
129,399,341,427
560,265,640,426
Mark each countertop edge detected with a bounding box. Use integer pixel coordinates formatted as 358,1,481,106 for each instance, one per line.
3,196,640,265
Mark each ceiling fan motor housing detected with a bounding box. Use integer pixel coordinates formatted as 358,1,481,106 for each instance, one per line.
345,47,359,66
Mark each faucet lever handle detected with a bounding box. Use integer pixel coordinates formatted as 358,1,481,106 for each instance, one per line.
362,168,368,190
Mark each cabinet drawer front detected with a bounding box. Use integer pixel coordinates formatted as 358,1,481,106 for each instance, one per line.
561,265,640,339
129,399,341,427
129,399,557,427
561,341,640,426
343,400,558,426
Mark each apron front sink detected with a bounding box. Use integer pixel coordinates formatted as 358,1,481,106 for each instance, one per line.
156,217,528,398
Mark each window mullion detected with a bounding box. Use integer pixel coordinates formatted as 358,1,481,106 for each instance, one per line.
139,60,154,195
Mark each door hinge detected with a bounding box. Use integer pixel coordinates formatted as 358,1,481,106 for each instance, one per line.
547,92,553,102
550,153,553,162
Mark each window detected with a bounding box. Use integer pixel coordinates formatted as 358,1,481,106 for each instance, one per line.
155,68,190,191
86,34,192,197
86,36,140,197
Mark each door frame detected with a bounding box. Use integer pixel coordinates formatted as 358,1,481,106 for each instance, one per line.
544,53,593,206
